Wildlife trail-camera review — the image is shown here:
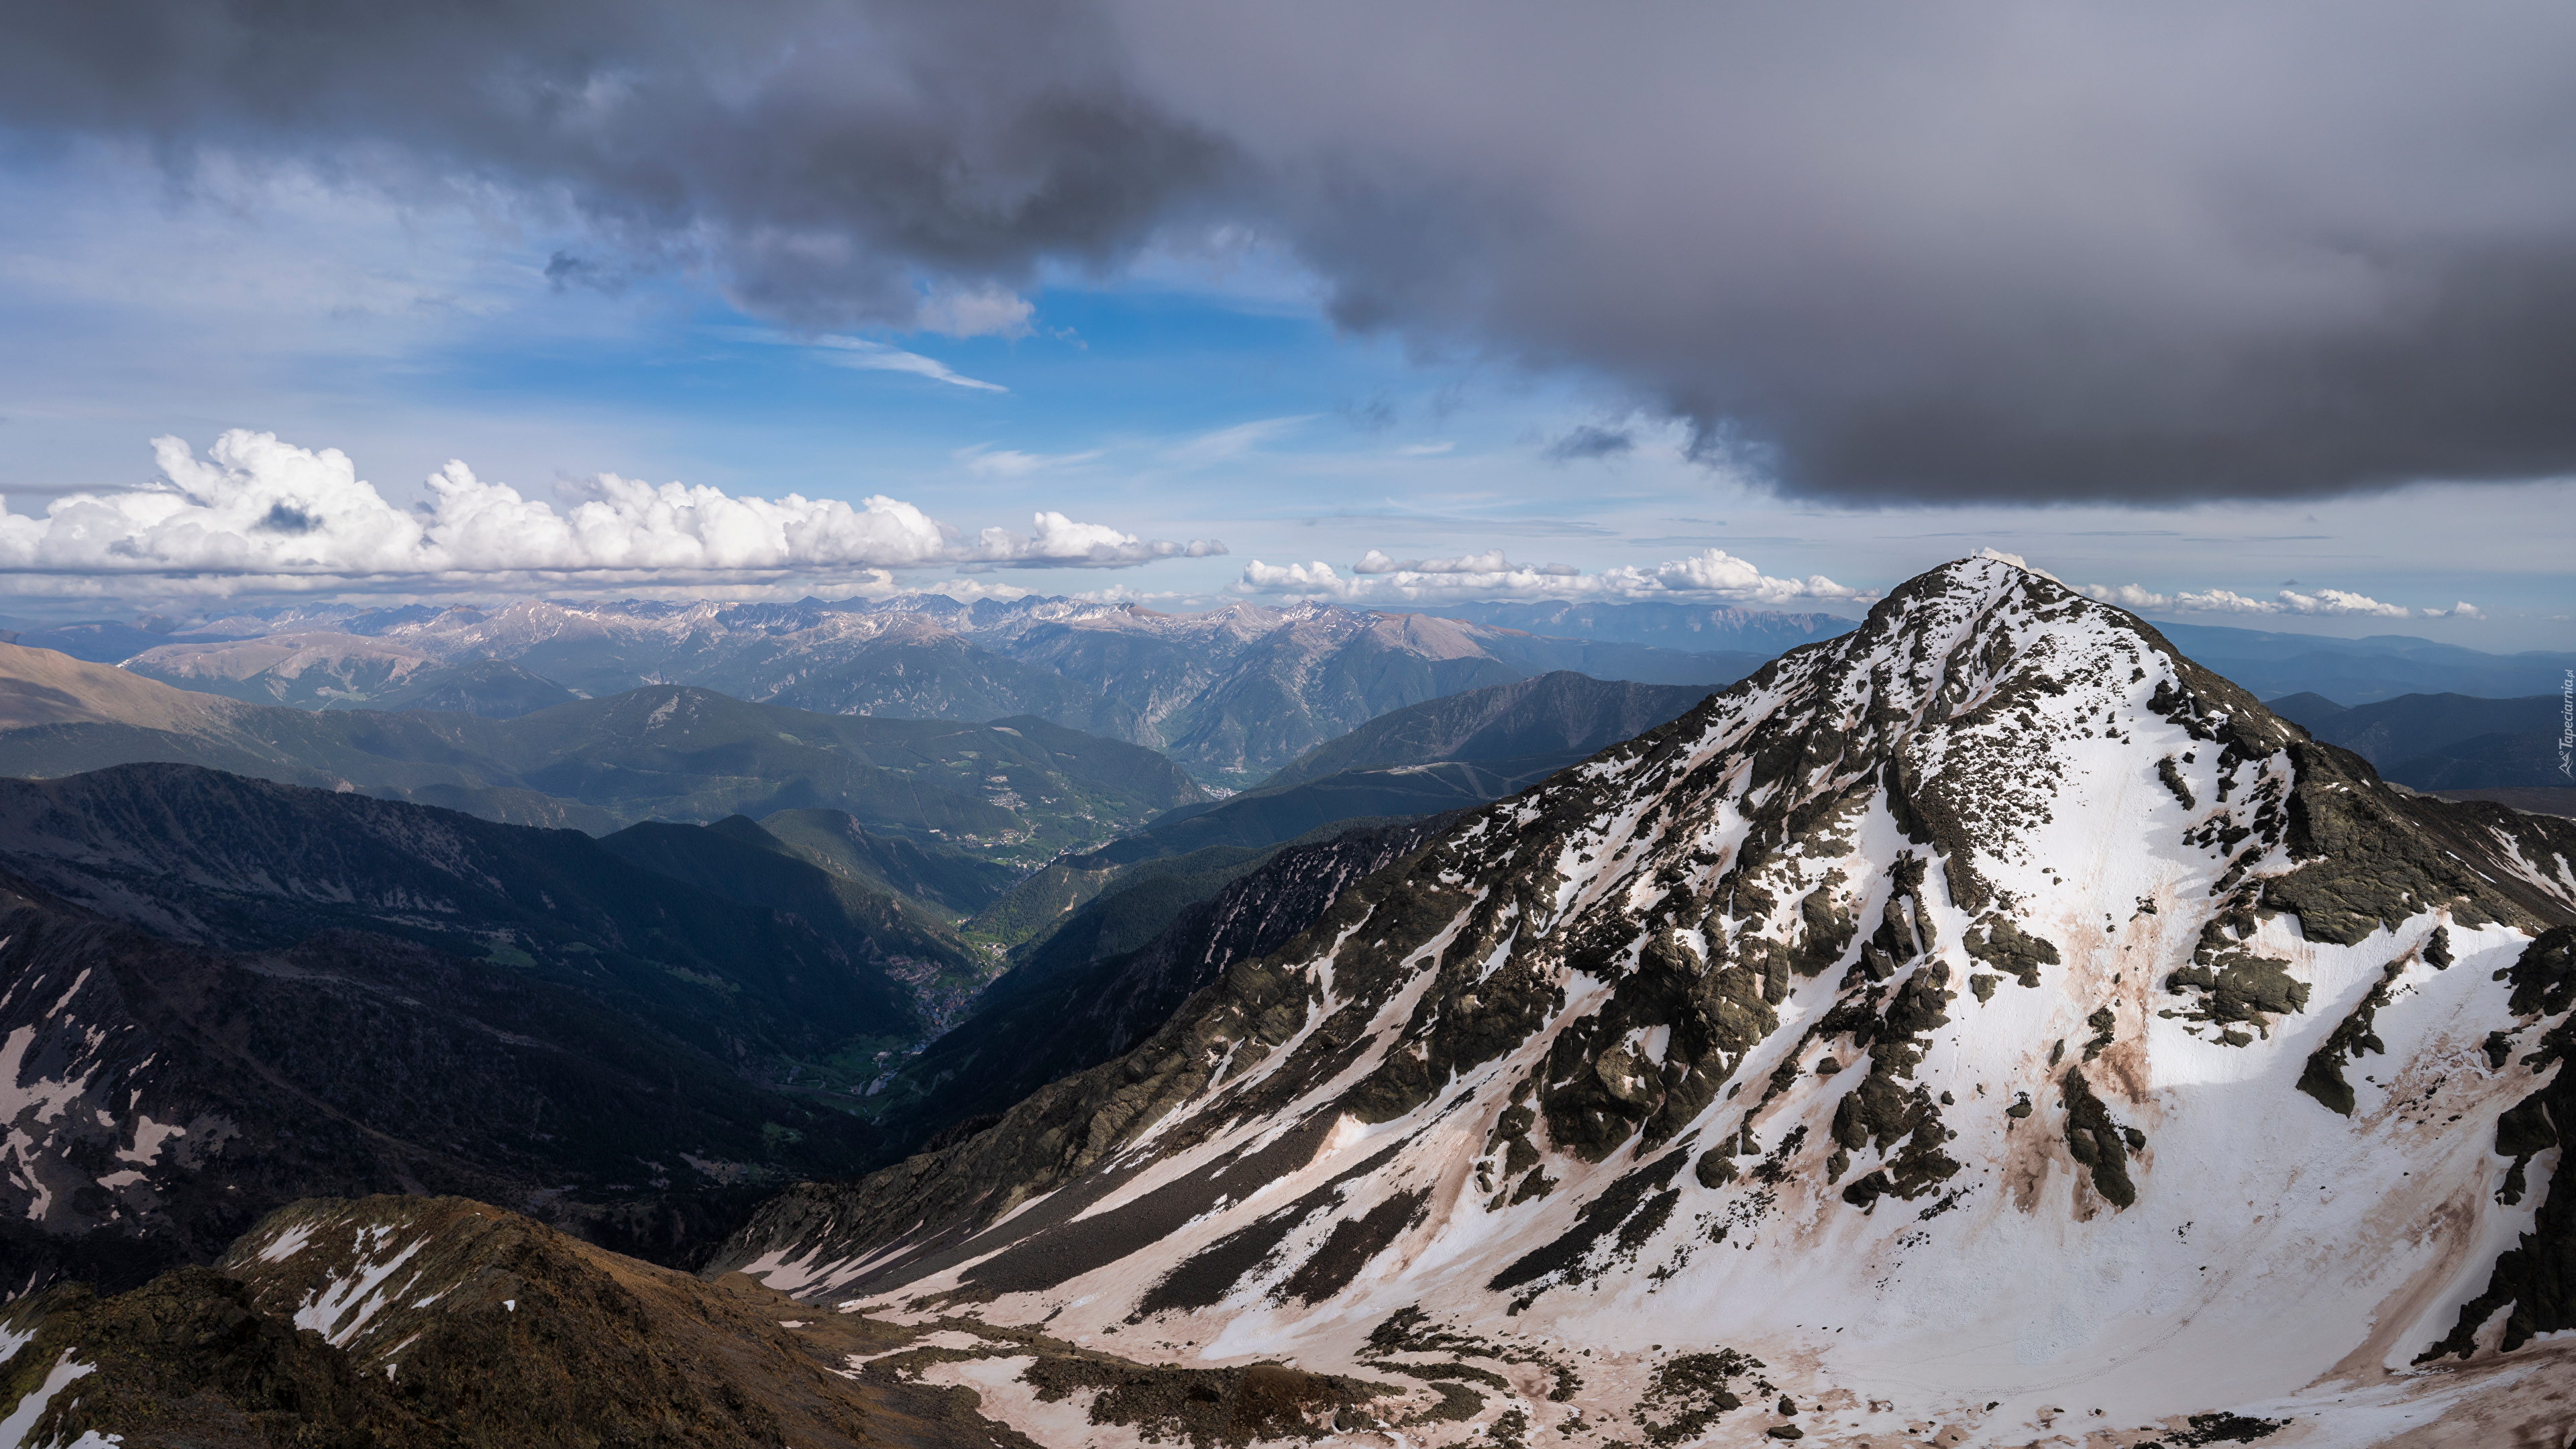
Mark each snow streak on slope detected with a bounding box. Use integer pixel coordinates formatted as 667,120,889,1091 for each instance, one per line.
0,928,216,1260
717,558,2576,1446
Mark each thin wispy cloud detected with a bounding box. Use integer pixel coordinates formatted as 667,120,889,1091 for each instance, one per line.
955,444,1106,478
808,334,1007,392
1167,415,1317,466
708,326,1005,392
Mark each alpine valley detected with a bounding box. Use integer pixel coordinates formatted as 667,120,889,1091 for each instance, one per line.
0,559,2569,1447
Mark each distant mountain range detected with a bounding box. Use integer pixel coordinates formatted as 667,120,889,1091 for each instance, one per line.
1059,671,1716,871
1408,598,1859,653
2267,689,2567,789
17,596,1765,784
0,642,1203,862
18,596,2563,781
2156,620,2575,703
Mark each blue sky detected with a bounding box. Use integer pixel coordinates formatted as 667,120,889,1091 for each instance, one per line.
1,31,2571,651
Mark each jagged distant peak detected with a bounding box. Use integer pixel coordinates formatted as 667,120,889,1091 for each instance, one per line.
713,555,2576,1445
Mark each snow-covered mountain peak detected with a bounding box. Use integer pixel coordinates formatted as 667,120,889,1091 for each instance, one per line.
716,555,2576,1444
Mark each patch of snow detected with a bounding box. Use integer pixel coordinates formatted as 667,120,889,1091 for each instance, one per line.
113,1116,184,1165
254,1223,315,1263
294,1237,427,1347
0,1352,93,1449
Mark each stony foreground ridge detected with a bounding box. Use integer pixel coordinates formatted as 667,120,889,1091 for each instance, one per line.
0,1193,1105,1447
714,557,2576,1446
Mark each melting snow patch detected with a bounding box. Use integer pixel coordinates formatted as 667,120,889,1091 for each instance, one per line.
845,1330,989,1366
0,1351,94,1448
294,1237,427,1347
255,1223,315,1263
115,1116,185,1165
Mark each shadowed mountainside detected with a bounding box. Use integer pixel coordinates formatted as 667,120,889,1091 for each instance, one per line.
1257,671,1714,791
2267,689,2565,790
866,815,1461,1154
0,763,955,1065
0,875,887,1293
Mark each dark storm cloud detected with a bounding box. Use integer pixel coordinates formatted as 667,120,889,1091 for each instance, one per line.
543,252,623,297
1544,426,1635,463
0,0,1234,327
9,0,2576,504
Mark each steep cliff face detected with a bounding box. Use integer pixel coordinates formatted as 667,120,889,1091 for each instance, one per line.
712,558,2576,1446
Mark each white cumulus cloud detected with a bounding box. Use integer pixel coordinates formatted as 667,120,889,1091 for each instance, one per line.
2077,584,2175,610
1236,547,1870,607
0,430,1222,596
2077,581,2450,620
1351,547,1578,576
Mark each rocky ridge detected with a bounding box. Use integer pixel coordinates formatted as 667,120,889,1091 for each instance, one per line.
0,1193,1038,1448
709,557,2576,1446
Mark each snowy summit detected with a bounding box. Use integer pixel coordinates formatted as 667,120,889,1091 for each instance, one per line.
716,555,2576,1446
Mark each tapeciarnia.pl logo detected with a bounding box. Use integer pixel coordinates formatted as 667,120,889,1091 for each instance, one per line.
2561,669,2574,780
